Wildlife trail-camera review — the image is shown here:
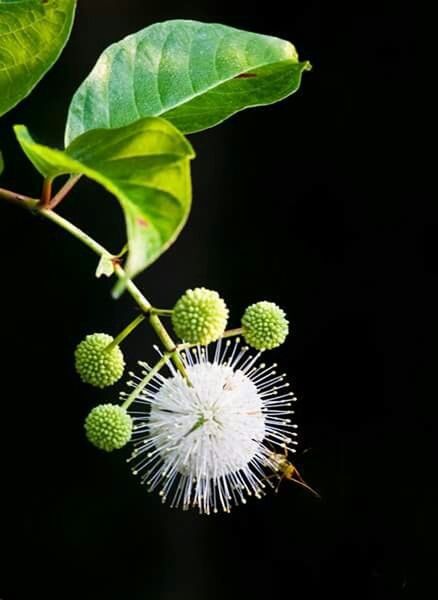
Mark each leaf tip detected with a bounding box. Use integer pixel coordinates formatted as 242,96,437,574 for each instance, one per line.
12,124,31,145
111,277,127,300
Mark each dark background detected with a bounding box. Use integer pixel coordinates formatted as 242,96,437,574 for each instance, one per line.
0,1,427,599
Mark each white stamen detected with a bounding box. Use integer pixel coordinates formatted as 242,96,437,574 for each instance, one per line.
126,341,297,514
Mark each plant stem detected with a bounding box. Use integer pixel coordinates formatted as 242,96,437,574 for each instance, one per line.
112,264,151,311
41,211,188,380
40,178,53,208
116,243,128,258
222,327,243,338
150,312,187,375
0,187,38,208
0,186,188,380
41,207,112,256
49,174,82,210
150,308,173,317
122,354,170,410
106,314,146,352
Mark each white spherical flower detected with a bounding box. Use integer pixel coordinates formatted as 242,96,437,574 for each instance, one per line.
121,340,297,514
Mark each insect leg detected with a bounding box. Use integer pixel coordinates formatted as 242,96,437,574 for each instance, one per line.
291,471,321,498
275,474,286,494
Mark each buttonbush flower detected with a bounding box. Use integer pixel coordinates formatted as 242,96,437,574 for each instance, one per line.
242,301,289,350
75,333,125,388
122,340,297,514
172,288,229,344
85,404,133,452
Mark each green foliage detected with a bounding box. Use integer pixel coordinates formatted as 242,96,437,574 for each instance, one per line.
0,0,76,117
4,18,309,297
0,149,3,175
65,19,310,144
14,117,194,282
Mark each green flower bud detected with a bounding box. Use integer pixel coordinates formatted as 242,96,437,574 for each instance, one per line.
75,333,125,388
172,287,229,344
85,404,132,452
241,301,289,350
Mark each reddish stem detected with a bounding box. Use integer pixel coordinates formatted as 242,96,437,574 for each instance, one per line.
40,178,53,208
49,175,82,210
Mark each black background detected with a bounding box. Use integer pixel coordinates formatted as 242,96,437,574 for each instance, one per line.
0,1,426,599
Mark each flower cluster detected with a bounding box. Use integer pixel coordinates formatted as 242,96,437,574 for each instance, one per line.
75,287,303,513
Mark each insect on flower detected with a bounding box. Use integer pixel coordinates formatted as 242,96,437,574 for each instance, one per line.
122,339,300,514
265,446,320,498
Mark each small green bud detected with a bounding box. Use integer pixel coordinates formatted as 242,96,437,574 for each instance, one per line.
172,287,229,344
241,301,289,350
75,333,125,388
85,404,132,452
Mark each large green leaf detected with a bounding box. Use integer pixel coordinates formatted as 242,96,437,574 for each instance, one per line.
65,20,310,144
15,118,194,286
0,0,76,117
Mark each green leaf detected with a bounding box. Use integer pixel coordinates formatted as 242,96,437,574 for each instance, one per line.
0,149,4,175
15,118,194,285
65,19,310,144
0,0,76,117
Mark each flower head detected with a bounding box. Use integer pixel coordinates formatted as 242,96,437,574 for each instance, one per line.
85,403,133,452
242,301,289,350
75,333,125,388
122,340,297,514
172,288,229,344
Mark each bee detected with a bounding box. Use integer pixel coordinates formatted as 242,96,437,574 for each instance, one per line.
265,446,320,498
